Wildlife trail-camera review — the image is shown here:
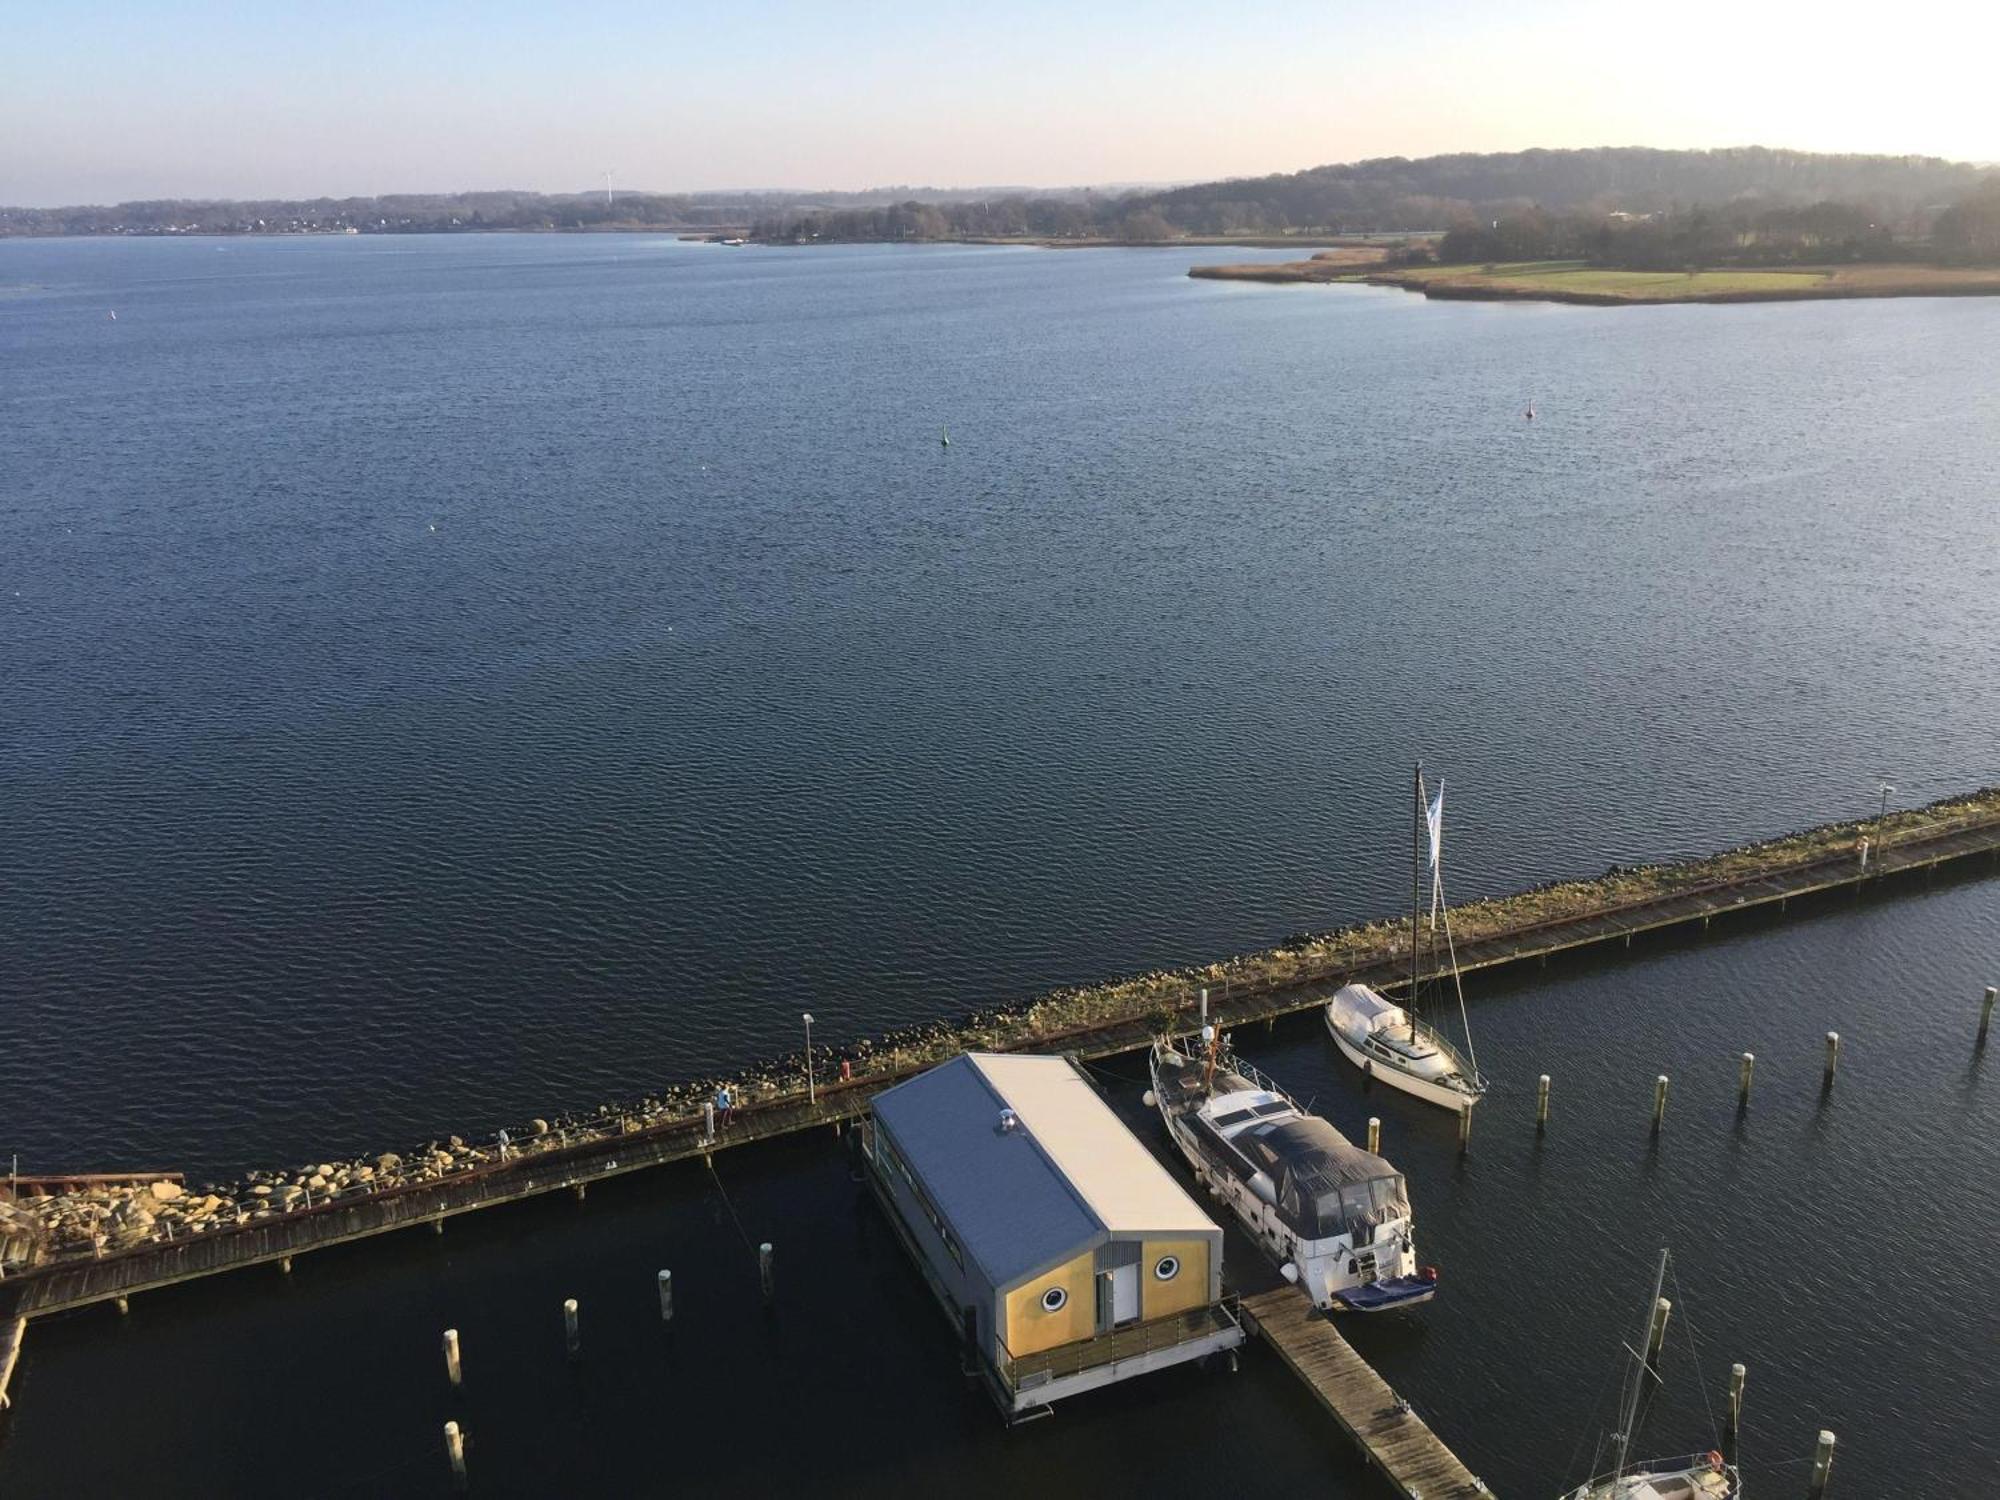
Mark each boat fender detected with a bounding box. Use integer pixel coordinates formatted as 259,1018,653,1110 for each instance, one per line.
1420,1265,1440,1282
1280,1263,1300,1284
1706,1451,1725,1473
1141,1090,1157,1108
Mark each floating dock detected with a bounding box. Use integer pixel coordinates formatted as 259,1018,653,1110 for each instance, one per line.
3,801,1995,1332
1240,1289,1488,1498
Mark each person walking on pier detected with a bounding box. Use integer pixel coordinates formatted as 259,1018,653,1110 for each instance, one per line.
716,1085,734,1130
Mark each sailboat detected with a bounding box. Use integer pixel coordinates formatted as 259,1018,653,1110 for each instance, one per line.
1559,1250,1740,1500
1324,764,1486,1113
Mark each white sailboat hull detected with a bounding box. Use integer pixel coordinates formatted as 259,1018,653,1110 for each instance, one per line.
1326,1010,1480,1114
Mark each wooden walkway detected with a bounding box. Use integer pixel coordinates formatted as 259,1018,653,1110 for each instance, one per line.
3,808,1995,1327
1240,1289,1489,1498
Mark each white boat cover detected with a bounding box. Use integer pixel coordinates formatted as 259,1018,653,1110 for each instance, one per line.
1328,983,1405,1037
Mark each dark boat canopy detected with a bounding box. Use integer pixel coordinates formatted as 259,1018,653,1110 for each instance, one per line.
1233,1116,1411,1241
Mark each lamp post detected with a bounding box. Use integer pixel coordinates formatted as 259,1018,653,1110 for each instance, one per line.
803,1012,816,1105
1878,782,1895,819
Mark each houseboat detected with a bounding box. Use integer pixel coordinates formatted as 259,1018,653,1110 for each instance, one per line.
863,1052,1244,1422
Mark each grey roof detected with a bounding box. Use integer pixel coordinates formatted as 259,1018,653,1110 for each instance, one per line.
873,1053,1213,1290
873,1055,1099,1288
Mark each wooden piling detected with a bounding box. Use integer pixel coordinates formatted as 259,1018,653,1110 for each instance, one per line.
1366,1117,1381,1154
1535,1074,1550,1130
1738,1052,1755,1110
1652,1074,1670,1131
657,1269,673,1322
563,1298,580,1360
1823,1031,1840,1089
1727,1363,1746,1437
443,1328,462,1386
1645,1296,1672,1365
1981,986,1995,1043
0,1318,25,1412
1808,1429,1836,1497
759,1242,775,1304
444,1420,467,1490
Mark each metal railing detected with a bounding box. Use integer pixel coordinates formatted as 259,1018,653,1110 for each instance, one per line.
998,1297,1241,1390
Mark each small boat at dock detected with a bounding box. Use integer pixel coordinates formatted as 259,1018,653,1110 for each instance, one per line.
1148,1028,1436,1313
1326,763,1486,1114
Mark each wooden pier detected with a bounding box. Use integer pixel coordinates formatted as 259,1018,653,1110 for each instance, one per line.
3,801,1996,1329
1240,1289,1488,1498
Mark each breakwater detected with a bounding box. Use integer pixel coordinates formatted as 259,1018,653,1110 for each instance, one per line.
4,787,1996,1321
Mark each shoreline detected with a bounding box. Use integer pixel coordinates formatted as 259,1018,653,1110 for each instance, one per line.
1189,256,2000,305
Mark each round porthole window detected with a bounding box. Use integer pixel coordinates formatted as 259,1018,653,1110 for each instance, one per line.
1040,1286,1068,1313
1154,1255,1181,1281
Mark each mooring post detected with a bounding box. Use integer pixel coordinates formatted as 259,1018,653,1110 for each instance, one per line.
1857,836,1870,872
1456,1105,1471,1152
704,1102,716,1143
1807,1429,1836,1497
1536,1074,1550,1130
444,1421,467,1491
1645,1296,1672,1365
1727,1362,1746,1438
443,1328,463,1386
1823,1031,1840,1090
1738,1052,1755,1110
759,1242,775,1304
563,1298,580,1360
1652,1074,1670,1131
1981,986,1995,1044
1366,1117,1381,1154
657,1269,674,1322
1199,987,1208,1029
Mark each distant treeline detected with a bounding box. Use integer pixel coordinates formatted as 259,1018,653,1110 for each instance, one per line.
1442,183,2000,269
0,185,1098,238
752,147,2000,256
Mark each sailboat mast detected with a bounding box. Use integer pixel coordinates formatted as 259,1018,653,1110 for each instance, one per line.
1410,762,1422,1033
1613,1248,1671,1478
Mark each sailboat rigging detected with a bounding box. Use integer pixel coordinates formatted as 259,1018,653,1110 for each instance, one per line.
1559,1249,1739,1500
1325,763,1486,1113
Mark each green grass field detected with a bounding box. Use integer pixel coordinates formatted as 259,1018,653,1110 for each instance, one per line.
1385,261,1831,299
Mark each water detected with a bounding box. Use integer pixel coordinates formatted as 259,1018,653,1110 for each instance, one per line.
2,237,1997,1494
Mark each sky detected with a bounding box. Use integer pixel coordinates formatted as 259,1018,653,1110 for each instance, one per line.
4,0,1997,205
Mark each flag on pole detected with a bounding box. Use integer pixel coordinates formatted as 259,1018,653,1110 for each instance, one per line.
1426,781,1445,923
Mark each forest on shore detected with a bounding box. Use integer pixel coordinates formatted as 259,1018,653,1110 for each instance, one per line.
754,147,2000,266
7,148,1998,266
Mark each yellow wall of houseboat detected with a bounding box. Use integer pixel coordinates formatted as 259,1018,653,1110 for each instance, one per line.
1139,1237,1210,1321
1002,1249,1097,1356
